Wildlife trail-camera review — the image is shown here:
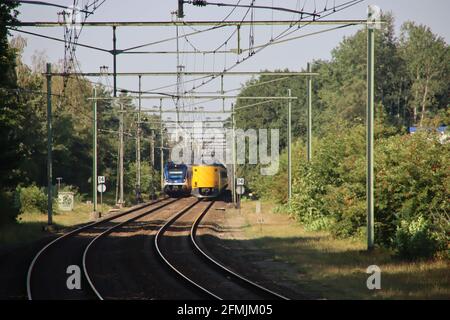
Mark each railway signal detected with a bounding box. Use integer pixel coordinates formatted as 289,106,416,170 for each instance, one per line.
236,185,245,195
97,183,106,193
236,180,245,211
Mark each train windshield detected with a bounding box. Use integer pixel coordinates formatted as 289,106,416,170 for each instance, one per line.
168,170,184,179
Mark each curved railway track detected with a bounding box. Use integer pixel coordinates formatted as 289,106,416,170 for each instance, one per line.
82,196,201,300
27,196,288,300
26,197,179,300
155,199,289,300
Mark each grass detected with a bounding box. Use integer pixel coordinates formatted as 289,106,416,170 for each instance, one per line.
0,201,112,246
229,200,449,300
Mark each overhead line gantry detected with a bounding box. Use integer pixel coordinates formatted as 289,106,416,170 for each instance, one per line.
16,20,368,27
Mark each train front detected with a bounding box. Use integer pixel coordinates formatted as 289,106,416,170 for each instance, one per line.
163,162,191,197
191,164,228,198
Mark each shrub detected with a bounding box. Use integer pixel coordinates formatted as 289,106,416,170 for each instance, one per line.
288,163,329,230
394,216,445,260
15,185,47,214
375,132,450,247
125,162,160,196
237,118,450,260
325,184,366,238
298,127,449,258
0,190,20,224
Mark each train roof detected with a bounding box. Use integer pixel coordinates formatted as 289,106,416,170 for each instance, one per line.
164,162,189,169
192,162,227,169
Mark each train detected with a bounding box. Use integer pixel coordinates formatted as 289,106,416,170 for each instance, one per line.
163,162,192,197
162,162,228,199
191,163,228,198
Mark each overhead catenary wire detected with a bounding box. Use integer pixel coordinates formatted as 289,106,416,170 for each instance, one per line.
7,27,110,52
140,0,364,95
15,1,93,14
118,0,320,54
210,0,254,54
187,0,320,17
120,24,229,53
139,24,357,100
181,0,365,95
14,0,365,125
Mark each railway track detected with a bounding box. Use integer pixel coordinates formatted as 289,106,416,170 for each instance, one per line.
27,196,288,300
26,197,180,300
82,196,203,300
155,199,289,300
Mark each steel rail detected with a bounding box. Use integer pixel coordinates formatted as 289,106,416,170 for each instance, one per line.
191,202,290,300
154,199,222,300
26,198,166,300
82,198,182,299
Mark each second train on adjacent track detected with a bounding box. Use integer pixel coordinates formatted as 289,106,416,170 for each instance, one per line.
163,162,228,199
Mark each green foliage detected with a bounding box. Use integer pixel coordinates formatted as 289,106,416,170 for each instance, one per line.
235,71,308,149
247,118,449,259
285,127,448,258
394,216,446,260
247,149,288,204
0,3,22,190
0,190,19,224
317,13,407,128
125,162,160,197
286,123,367,236
399,22,450,126
15,184,47,214
375,132,449,245
1,29,166,222
233,15,449,260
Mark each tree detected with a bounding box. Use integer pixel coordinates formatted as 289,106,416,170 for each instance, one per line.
318,13,406,126
10,37,47,186
0,1,20,189
399,22,449,126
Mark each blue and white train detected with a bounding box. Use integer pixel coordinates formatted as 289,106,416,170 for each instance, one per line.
163,162,192,197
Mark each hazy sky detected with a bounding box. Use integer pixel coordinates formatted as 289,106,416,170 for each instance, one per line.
10,0,450,122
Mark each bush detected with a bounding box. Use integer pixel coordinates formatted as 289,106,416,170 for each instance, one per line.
125,162,160,196
0,190,20,224
394,216,445,260
252,120,449,259
15,185,47,214
248,140,304,204
288,164,330,231
375,132,449,248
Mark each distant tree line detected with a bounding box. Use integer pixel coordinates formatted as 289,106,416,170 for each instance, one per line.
0,3,164,224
